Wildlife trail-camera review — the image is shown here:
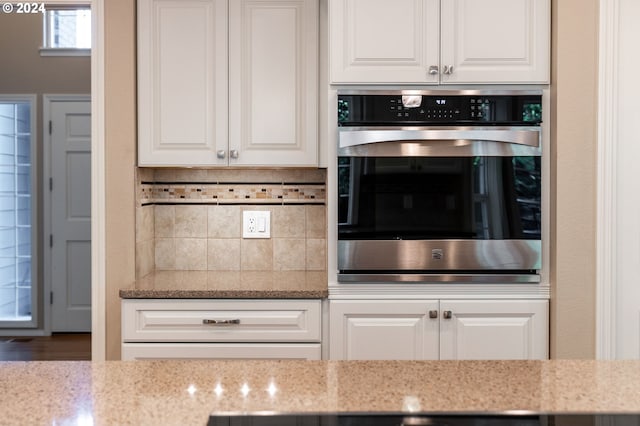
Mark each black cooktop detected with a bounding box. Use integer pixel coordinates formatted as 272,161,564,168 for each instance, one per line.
207,413,640,425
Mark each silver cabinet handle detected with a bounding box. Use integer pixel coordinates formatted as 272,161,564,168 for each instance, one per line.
229,150,239,159
428,65,439,75
442,311,452,319
443,65,454,75
216,150,226,159
428,310,438,319
202,319,241,325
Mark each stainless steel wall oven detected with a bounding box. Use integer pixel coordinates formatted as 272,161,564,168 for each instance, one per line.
337,90,543,283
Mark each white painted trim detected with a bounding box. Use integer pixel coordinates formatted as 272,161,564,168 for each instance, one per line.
0,94,38,332
39,48,91,57
329,283,551,300
596,0,620,360
90,0,106,361
42,94,91,336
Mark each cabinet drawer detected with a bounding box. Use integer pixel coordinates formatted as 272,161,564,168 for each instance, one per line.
122,299,321,342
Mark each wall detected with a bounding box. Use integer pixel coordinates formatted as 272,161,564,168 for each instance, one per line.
104,0,136,360
550,0,599,358
0,12,90,330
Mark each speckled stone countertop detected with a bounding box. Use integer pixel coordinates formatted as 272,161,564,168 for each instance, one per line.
119,270,328,298
2,360,640,425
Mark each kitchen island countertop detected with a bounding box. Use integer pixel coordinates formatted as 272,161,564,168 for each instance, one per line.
2,359,640,425
119,270,328,299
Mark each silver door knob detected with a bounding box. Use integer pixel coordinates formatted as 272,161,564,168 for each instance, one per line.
443,65,454,75
428,65,439,75
230,150,239,159
216,150,226,159
443,310,453,319
429,310,438,319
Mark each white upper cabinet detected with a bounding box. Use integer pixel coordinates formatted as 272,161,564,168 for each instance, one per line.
138,0,228,166
229,0,318,166
329,0,550,84
138,0,318,167
329,0,440,84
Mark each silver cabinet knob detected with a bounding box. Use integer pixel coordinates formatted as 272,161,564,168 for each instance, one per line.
230,150,239,159
443,310,453,319
429,310,438,319
428,65,439,75
216,150,226,159
443,65,454,75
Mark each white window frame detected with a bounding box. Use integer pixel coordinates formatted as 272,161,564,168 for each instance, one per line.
39,2,91,57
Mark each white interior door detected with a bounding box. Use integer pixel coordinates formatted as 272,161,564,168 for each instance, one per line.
49,98,91,332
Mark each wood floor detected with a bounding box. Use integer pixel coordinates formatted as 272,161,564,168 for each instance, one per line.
0,333,91,361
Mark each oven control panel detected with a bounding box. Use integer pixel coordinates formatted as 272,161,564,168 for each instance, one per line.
338,93,542,126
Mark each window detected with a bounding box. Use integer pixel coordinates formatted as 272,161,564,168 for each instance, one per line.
41,6,91,56
0,96,36,327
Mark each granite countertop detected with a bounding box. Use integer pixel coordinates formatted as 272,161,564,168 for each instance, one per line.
119,270,328,299
2,360,640,425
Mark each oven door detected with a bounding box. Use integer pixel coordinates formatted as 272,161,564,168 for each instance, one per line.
337,127,542,283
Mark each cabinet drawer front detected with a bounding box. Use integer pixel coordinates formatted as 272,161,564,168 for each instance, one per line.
122,300,321,342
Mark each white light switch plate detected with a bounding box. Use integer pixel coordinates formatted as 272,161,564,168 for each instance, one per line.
243,211,271,238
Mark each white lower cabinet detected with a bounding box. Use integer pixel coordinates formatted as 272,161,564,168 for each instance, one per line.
329,299,548,360
121,299,322,360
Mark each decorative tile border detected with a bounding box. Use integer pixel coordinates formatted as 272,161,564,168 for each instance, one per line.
139,182,325,205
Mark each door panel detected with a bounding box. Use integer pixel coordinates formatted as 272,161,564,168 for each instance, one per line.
229,0,318,165
440,0,550,83
439,299,548,360
50,99,91,332
329,300,439,360
329,0,440,83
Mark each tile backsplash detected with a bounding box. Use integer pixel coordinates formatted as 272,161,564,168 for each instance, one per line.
135,168,327,278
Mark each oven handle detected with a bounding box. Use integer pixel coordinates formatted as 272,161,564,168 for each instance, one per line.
338,127,540,149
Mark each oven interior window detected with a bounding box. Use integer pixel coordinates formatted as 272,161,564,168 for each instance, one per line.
338,156,541,240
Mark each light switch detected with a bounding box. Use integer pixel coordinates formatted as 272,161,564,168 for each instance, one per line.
243,211,271,238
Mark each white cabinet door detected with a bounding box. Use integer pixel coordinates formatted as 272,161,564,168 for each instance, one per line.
138,0,319,167
329,300,439,360
229,0,318,166
440,0,550,84
122,343,322,360
329,0,549,84
439,299,549,360
138,0,228,166
329,0,440,84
